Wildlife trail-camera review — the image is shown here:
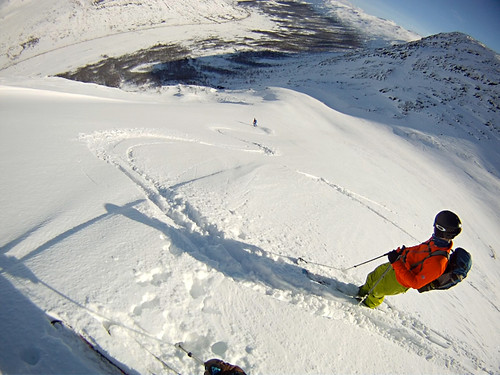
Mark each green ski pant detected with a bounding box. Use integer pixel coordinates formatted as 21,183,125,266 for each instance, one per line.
359,262,409,308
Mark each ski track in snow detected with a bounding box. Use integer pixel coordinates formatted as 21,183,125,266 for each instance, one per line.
296,171,420,242
80,128,488,374
213,127,278,156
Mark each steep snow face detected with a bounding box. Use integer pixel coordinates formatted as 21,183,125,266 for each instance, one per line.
1,81,499,375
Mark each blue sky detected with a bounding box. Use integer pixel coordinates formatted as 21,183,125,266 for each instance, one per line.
348,0,500,53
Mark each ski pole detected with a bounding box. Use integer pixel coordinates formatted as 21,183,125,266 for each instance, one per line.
358,263,392,306
175,343,204,366
138,338,182,375
345,252,391,270
297,257,342,270
298,252,390,271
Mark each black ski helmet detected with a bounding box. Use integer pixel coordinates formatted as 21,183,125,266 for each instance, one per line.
434,210,462,240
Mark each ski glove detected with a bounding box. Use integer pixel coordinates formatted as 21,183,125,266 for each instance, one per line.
388,250,400,264
204,359,246,375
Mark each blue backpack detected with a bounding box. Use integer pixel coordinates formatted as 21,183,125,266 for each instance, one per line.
418,247,472,293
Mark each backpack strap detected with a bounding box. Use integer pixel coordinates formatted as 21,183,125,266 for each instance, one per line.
405,241,450,272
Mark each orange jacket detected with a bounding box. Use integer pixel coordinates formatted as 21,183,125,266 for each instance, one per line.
392,237,452,289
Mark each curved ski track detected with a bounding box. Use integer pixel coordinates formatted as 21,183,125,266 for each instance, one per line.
81,128,489,374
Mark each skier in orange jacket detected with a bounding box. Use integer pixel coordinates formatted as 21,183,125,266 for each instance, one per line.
358,210,462,308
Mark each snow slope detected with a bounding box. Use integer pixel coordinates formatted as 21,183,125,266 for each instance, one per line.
0,0,250,67
1,0,499,374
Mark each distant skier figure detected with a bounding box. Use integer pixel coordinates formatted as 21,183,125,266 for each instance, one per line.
252,118,257,127
204,358,247,375
358,210,462,308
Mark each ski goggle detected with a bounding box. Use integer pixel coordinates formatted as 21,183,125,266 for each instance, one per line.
435,223,462,236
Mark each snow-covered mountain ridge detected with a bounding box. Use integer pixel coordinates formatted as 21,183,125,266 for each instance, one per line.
322,0,421,47
356,32,499,121
314,32,500,178
315,32,499,139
